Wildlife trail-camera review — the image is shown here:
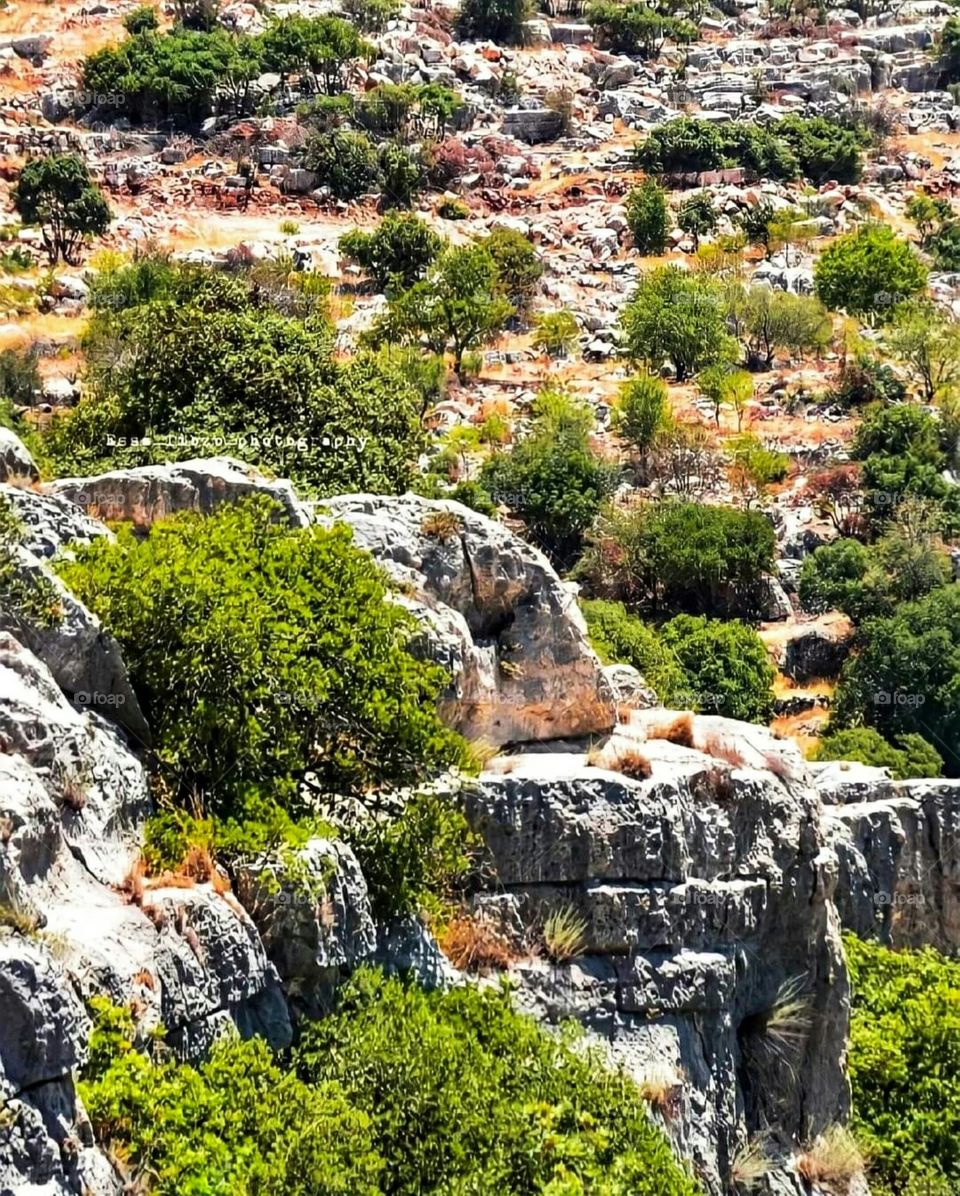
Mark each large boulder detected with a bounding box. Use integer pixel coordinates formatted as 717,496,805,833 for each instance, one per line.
49,458,311,530
462,713,847,1195
323,494,616,746
0,429,39,485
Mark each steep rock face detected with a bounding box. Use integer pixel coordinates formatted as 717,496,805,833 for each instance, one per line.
49,457,311,530
323,493,616,746
462,715,849,1196
0,634,291,1062
0,429,40,485
819,769,960,952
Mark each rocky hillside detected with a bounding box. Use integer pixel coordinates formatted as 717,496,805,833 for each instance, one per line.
1,450,957,1195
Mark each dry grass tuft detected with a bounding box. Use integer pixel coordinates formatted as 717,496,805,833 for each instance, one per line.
636,1065,685,1121
692,765,737,804
179,846,231,894
60,769,88,812
647,713,696,748
608,747,653,781
730,1136,773,1188
796,1125,866,1189
438,914,517,974
543,903,588,962
421,510,462,541
133,968,157,992
0,897,40,936
119,857,147,907
701,732,745,768
466,736,501,770
764,975,813,1057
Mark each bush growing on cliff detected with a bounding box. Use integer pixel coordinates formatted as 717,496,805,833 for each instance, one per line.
582,598,685,703
846,936,960,1193
82,971,700,1195
57,498,470,816
660,614,775,723
810,727,943,779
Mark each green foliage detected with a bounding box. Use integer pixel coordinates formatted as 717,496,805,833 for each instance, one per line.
457,0,531,45
625,177,670,254
725,432,790,504
830,352,906,409
0,345,40,407
614,373,671,453
676,190,717,250
50,265,425,497
57,499,470,814
811,727,942,779
306,128,381,201
831,584,960,776
339,213,442,293
846,936,960,1192
484,226,543,313
735,198,778,249
80,1016,383,1195
738,286,832,370
531,309,580,358
621,267,736,381
581,598,685,703
814,224,927,322
939,15,960,85
905,191,953,249
342,0,401,33
83,25,264,126
799,505,951,623
83,972,700,1196
576,501,776,620
887,301,960,402
378,141,425,210
13,155,111,266
776,114,866,184
370,243,514,376
586,1,696,57
356,82,459,143
660,613,775,722
259,14,371,94
481,391,618,566
122,4,159,34
295,970,701,1196
928,219,960,271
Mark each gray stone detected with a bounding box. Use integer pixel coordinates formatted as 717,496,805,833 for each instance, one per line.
0,429,39,485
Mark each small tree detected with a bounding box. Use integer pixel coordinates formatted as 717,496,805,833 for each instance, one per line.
621,266,736,382
767,206,813,266
13,155,112,266
888,300,960,403
457,0,531,44
660,614,776,723
485,226,543,314
378,141,424,210
305,129,381,200
814,224,927,323
372,244,514,377
676,191,717,251
741,287,832,370
339,212,442,292
625,177,670,255
123,4,160,33
615,374,672,454
905,191,953,249
532,310,580,358
726,432,790,506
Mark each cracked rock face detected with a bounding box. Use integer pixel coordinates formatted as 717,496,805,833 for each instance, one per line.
323,493,616,746
463,715,849,1195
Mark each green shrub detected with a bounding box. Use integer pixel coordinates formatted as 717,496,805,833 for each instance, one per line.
814,225,927,322
633,116,800,180
339,213,442,292
625,177,670,255
0,495,60,630
576,501,776,620
846,936,960,1193
485,226,543,313
660,614,775,723
457,0,531,45
811,727,942,779
13,154,112,266
82,971,700,1196
581,598,685,703
532,309,580,358
122,4,159,33
305,129,381,201
586,2,696,57
614,373,672,454
481,391,618,567
57,499,470,814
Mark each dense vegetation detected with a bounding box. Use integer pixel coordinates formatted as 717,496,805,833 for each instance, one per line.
57,499,472,911
847,937,960,1195
81,971,701,1196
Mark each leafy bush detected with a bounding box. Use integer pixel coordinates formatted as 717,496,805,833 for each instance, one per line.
83,971,700,1196
340,213,442,292
306,129,382,200
582,598,685,703
625,177,670,254
0,496,60,630
776,114,866,184
484,226,543,313
660,614,775,723
532,309,580,358
0,345,40,407
259,15,371,94
621,266,736,381
13,154,111,265
481,391,618,566
57,499,470,814
811,727,942,779
50,265,425,496
634,116,797,180
614,373,672,453
831,584,960,776
342,0,401,34
737,286,832,370
576,501,776,619
846,936,960,1193
586,2,696,57
814,225,927,321
457,0,531,44
676,190,717,250
122,4,159,34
